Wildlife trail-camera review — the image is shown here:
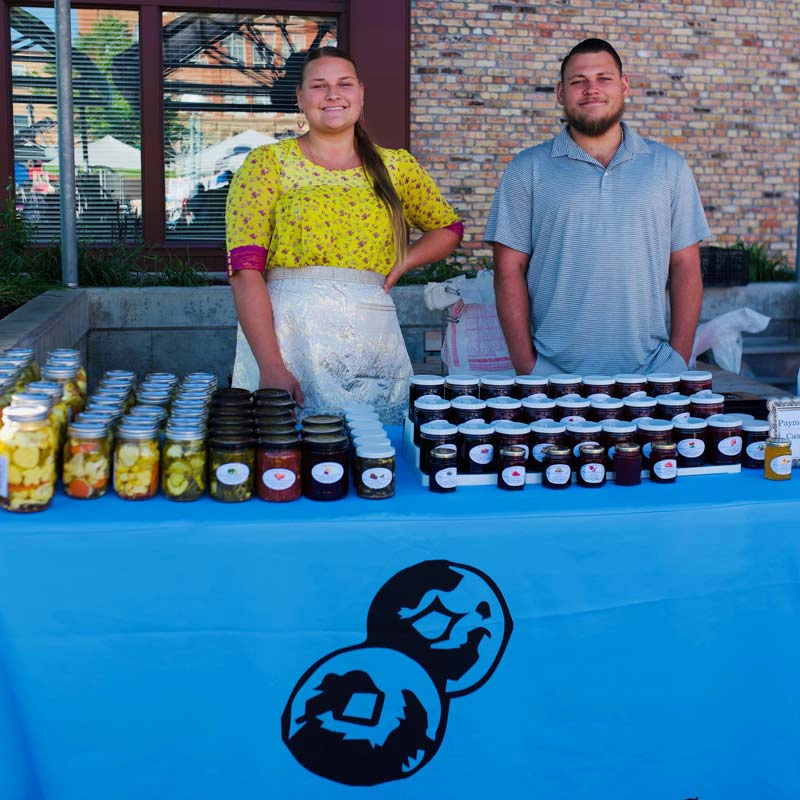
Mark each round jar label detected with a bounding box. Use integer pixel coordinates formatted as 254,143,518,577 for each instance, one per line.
311,462,345,484
653,459,677,480
580,463,606,484
262,468,296,491
572,440,600,458
745,441,766,461
216,462,250,486
718,436,742,457
469,444,494,465
677,438,705,458
545,464,571,485
501,466,526,486
770,455,792,476
434,467,457,488
533,442,553,462
361,467,393,490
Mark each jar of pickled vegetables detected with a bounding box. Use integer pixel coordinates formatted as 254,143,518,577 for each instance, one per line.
63,421,110,499
41,363,84,420
4,348,39,384
113,421,160,500
46,350,87,399
208,432,256,502
162,422,207,501
0,404,57,512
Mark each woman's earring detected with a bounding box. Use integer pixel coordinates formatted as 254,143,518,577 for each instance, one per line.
297,110,306,131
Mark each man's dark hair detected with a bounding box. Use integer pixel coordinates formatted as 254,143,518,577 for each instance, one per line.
560,38,623,82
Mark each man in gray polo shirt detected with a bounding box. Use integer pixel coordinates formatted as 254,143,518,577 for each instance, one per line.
485,38,710,376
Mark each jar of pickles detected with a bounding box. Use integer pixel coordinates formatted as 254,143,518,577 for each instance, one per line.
63,421,110,499
0,404,57,512
355,445,395,499
162,422,207,501
41,363,84,420
4,348,38,385
257,435,302,502
208,432,256,502
114,420,160,500
47,349,87,398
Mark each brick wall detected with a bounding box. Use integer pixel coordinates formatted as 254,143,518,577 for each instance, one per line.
410,0,800,269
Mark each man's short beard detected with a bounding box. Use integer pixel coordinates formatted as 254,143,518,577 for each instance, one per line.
566,105,624,137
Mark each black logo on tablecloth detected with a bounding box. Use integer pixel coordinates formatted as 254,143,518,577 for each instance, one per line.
281,560,512,786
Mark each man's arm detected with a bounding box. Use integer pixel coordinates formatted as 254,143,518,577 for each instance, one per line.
493,242,536,374
668,242,703,365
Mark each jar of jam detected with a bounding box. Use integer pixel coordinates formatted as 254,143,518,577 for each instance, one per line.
355,445,395,499
255,435,302,502
742,419,769,469
479,374,515,400
554,394,589,423
646,372,680,398
589,396,623,422
212,387,252,406
649,442,678,483
485,396,522,423
566,420,602,463
302,414,346,434
613,373,648,397
636,418,674,468
208,432,256,502
495,420,531,464
655,392,691,423
577,444,606,488
530,419,566,472
764,439,792,481
689,390,725,419
623,394,657,420
514,375,549,399
521,395,556,423
541,446,572,489
673,417,707,468
457,421,496,475
548,374,582,399
162,422,206,501
253,396,296,419
62,420,110,500
114,420,161,501
444,375,479,401
413,396,451,445
449,395,487,426
253,407,295,428
420,420,459,475
497,445,526,491
581,375,616,397
408,375,445,420
706,414,743,466
601,419,638,469
429,444,457,493
613,443,642,486
302,433,349,501
680,370,713,396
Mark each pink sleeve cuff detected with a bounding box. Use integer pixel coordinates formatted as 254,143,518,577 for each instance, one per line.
227,246,267,278
445,221,464,240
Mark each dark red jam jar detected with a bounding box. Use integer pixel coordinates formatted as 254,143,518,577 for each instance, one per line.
706,414,743,466
497,445,527,491
566,421,602,464
541,446,572,489
485,396,522,423
689,391,725,419
521,395,556,423
457,421,496,475
449,395,487,426
673,417,707,468
429,444,457,493
646,372,680,398
530,420,566,473
679,370,713,396
548,373,582,399
742,419,769,469
302,433,349,501
514,375,549,399
419,420,459,475
495,420,531,466
636,418,674,469
655,392,691,423
581,374,616,397
408,375,446,421
554,394,590,423
589,396,624,422
649,442,678,483
613,443,642,486
613,373,647,398
601,419,638,469
623,394,658,421
479,374,515,400
444,375,479,401
413,396,451,445
577,444,606,488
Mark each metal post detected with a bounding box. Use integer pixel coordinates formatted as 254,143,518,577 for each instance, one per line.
54,0,78,287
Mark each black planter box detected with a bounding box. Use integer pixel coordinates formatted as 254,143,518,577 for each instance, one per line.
700,246,749,287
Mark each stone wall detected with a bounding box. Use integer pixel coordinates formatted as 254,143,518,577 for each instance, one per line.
410,0,800,268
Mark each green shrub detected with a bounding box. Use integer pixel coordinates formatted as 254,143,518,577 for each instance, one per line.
736,239,795,282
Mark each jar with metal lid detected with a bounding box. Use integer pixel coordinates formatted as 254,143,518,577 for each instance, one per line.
601,419,637,469
29,382,69,448
257,434,302,502
103,369,137,384
742,419,770,469
162,422,207,501
494,420,531,466
63,420,110,499
184,372,217,390
541,446,572,489
655,392,691,423
4,348,38,385
530,419,566,472
705,414,743,466
207,432,255,502
497,445,526,491
301,414,345,432
212,387,252,406
689,390,725,419
636,418,674,468
252,387,291,404
588,396,623,423
646,373,680,398
413,396,450,445
114,420,161,500
301,422,344,437
457,421,496,475
479,374,515,401
0,375,14,425
613,443,642,486
485,396,522,423
623,394,657,420
521,395,556,423
429,444,457,493
649,442,678,483
209,419,254,439
577,444,606,488
680,370,713,396
253,408,294,429
0,404,57,512
47,349,87,397
581,375,616,397
449,395,487,426
444,374,479,401
41,363,84,420
673,417,707,468
514,374,549,399
548,374,582,399
136,388,173,410
764,439,792,481
77,410,118,454
255,421,297,441
355,445,395,499
253,394,296,416
408,375,446,420
420,420,459,475
566,420,602,464
554,394,589,423
613,373,647,397
129,404,169,433
302,433,349,501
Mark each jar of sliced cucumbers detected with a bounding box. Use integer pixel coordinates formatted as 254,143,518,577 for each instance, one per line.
113,420,160,500
162,421,207,501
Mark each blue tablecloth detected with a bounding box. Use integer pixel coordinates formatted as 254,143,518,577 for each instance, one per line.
1,428,799,800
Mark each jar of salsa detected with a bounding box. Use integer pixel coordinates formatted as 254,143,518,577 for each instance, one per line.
521,395,556,423
479,374,515,400
674,417,707,468
623,394,657,420
256,435,302,502
565,420,602,463
742,419,769,469
636,418,674,469
548,374,582,399
541,446,572,489
577,444,606,488
420,420,459,475
408,375,445,420
655,392,691,423
485,396,522,423
601,419,637,469
444,375,479,401
497,445,526,491
514,375,549,399
429,444,457,493
706,414,743,466
613,373,647,397
589,396,623,422
649,442,678,483
689,390,725,419
413,396,451,445
680,370,713,396
646,373,680,398
457,421,496,475
114,420,161,500
449,395,487,426
613,443,642,486
302,433,349,501
554,394,590,423
581,375,616,397
355,445,395,499
530,419,566,472
495,420,531,465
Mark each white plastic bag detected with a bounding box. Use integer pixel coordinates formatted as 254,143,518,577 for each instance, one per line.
690,307,770,373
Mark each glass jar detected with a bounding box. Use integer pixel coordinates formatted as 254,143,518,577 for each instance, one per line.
494,420,531,465
566,420,602,463
680,370,713,396
420,420,459,475
521,395,556,423
253,395,296,417
162,422,207,501
253,407,294,428
114,420,161,500
646,373,680,398
530,419,567,472
449,395,487,426
47,349,87,397
636,418,674,469
601,419,638,469
613,373,648,397
689,391,725,419
497,445,526,491
554,394,590,423
4,348,38,385
581,375,616,397
649,442,678,483
514,374,549,399
355,445,395,500
541,446,572,489
302,433,349,501
256,435,302,502
479,374,515,400
613,443,642,486
408,375,446,420
576,444,606,488
655,392,691,423
623,394,658,420
485,396,522,423
207,432,255,502
548,373,582,399
742,419,770,469
705,414,743,466
301,416,346,437
764,439,792,481
444,375,480,401
588,396,623,422
429,444,457,493
0,404,57,512
674,417,707,468
41,363,84,420
253,387,292,404
457,421,496,475
63,421,110,499
212,387,252,406
413,396,451,446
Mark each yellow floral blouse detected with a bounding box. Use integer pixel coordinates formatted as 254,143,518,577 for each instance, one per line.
225,138,460,277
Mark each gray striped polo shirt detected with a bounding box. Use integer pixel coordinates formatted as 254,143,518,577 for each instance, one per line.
484,122,710,374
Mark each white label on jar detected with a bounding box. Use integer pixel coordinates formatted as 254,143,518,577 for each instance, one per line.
0,454,7,497
434,467,458,488
311,462,345,484
361,467,393,490
677,438,705,458
469,444,494,465
746,441,766,461
653,459,677,480
718,436,742,457
262,468,297,491
572,440,600,458
580,463,606,484
545,464,571,485
770,456,792,476
501,466,526,486
533,443,553,463
672,412,691,424
216,462,250,486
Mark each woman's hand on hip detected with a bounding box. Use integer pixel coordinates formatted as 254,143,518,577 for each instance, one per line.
260,365,305,407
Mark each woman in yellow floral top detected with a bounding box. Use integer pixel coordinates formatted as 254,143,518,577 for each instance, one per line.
226,46,461,420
